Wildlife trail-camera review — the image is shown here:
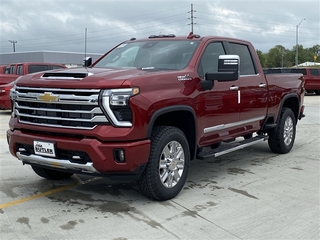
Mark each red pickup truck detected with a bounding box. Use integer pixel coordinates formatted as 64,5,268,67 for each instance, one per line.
0,62,66,109
290,68,320,94
7,33,305,200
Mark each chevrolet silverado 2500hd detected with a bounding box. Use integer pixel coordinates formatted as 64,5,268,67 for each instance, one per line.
7,33,305,200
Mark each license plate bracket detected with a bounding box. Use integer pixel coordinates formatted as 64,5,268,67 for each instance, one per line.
33,141,56,157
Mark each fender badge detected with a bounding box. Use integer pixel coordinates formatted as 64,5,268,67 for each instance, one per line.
177,74,192,82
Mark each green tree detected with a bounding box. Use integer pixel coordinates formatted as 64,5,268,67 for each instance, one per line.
256,49,267,68
266,45,288,68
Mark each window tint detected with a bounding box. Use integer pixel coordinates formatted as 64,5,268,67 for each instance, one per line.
197,42,225,79
228,43,256,75
28,65,49,73
310,69,320,76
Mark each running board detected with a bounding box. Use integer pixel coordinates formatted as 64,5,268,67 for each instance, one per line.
197,135,268,160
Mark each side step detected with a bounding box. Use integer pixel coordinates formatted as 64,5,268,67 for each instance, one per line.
196,135,268,160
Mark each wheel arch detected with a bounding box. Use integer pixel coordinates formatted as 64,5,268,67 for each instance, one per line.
147,105,197,160
277,93,300,124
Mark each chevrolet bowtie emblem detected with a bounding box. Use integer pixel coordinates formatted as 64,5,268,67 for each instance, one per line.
38,92,59,102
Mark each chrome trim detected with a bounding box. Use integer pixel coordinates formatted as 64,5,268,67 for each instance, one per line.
18,120,97,130
101,89,134,127
16,86,99,93
16,103,103,114
16,110,108,123
229,86,239,91
16,152,98,173
14,87,105,129
16,93,99,103
214,136,267,157
204,116,265,133
101,96,132,127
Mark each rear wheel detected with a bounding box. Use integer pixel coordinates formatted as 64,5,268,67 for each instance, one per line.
31,166,74,180
138,126,190,201
268,108,296,154
314,90,320,95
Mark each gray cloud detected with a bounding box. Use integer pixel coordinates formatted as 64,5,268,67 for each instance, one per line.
0,0,319,54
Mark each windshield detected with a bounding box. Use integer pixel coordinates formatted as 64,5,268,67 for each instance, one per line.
94,40,200,70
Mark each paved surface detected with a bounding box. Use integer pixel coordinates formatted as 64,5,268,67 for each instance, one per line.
0,94,319,240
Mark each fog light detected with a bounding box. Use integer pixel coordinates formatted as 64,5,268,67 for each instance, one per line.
114,149,125,163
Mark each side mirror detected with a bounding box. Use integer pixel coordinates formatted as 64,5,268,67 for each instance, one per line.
83,57,92,67
205,55,240,81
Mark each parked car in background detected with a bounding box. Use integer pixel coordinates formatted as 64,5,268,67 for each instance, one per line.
0,81,14,110
0,62,67,110
8,62,66,75
290,68,320,94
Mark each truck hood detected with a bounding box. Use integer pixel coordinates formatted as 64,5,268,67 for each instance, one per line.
15,67,156,89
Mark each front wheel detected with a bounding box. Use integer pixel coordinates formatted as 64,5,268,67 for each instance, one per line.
31,166,74,180
268,108,296,154
138,126,190,201
314,90,320,95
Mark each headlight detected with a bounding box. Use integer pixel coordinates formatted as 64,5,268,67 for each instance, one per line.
101,88,139,127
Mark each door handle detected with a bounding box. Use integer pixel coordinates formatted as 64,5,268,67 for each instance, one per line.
259,83,267,88
230,86,239,91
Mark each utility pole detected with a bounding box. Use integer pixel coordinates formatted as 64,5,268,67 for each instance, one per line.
188,3,196,33
8,40,17,52
295,18,306,66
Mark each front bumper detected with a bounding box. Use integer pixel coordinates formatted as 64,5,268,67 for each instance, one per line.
7,129,151,181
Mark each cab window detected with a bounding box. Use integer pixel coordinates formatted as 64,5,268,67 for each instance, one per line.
228,43,256,75
197,42,226,79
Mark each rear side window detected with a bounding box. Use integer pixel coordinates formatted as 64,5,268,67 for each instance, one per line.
28,65,49,73
310,69,320,76
228,43,256,75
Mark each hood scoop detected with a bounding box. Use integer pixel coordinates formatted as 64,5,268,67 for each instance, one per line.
41,72,94,80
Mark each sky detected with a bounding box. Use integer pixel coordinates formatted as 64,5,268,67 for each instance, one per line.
0,0,319,55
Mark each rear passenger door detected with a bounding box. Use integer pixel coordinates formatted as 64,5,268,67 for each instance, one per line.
226,42,268,134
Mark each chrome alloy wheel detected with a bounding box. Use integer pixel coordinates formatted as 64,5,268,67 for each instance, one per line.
159,141,185,188
283,116,294,146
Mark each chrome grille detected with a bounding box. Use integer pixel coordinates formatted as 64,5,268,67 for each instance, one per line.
13,87,109,129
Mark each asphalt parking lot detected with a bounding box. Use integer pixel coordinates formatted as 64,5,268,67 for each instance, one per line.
0,94,319,240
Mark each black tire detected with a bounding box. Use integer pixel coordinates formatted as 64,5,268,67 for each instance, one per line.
138,126,190,201
314,90,320,95
268,108,296,154
31,166,74,180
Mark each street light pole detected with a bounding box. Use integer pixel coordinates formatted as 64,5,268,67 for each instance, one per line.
295,18,306,67
8,40,17,52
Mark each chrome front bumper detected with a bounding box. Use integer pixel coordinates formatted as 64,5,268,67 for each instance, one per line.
16,152,98,173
